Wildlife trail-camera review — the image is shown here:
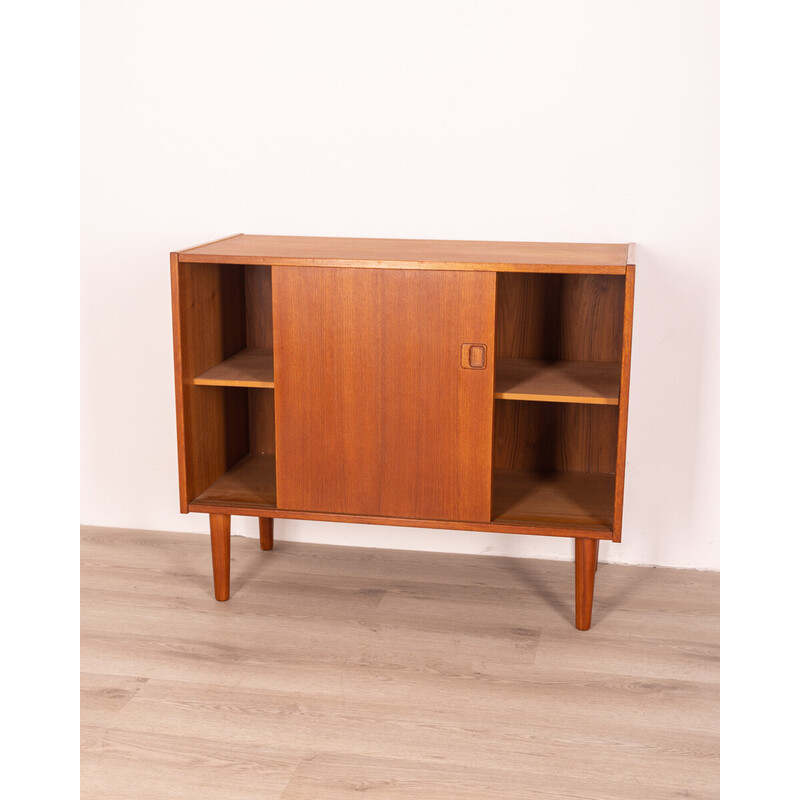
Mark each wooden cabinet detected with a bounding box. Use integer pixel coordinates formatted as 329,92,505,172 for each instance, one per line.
171,234,635,630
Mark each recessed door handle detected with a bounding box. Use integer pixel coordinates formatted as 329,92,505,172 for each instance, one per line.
461,343,487,370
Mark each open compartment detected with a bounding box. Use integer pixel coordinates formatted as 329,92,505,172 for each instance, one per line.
494,272,625,403
185,263,274,387
492,400,617,530
191,387,277,509
491,271,625,531
173,262,276,509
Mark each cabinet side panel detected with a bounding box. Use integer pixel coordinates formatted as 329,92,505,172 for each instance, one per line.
613,265,636,541
273,266,496,522
170,253,190,511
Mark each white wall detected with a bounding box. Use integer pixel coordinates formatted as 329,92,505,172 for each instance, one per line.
81,0,719,570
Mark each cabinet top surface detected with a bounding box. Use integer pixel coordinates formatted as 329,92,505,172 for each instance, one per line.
177,234,633,271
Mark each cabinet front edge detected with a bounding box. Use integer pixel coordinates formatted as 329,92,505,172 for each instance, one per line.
175,254,627,274
186,503,614,539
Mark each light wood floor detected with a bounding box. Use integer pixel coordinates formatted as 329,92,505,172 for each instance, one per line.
81,526,719,799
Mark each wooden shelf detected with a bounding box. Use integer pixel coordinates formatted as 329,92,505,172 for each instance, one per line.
192,454,276,509
194,348,274,388
492,468,614,531
494,359,620,404
192,461,612,530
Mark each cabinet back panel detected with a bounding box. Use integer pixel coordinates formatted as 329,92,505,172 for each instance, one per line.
178,263,247,373
249,388,275,455
493,400,618,474
243,267,276,455
245,265,273,350
496,273,625,362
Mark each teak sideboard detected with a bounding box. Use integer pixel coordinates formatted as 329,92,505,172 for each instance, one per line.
170,234,635,630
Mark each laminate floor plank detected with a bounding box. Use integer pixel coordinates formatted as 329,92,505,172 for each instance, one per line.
81,526,719,799
279,751,712,800
80,725,300,800
102,676,714,795
80,613,542,696
81,622,717,746
80,673,149,727
377,577,719,646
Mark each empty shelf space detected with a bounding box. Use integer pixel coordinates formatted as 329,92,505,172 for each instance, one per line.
492,468,614,531
194,348,274,388
191,454,276,509
494,359,620,404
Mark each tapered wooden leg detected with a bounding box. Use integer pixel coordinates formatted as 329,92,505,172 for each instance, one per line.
259,517,274,551
595,543,600,572
575,538,599,631
209,514,231,601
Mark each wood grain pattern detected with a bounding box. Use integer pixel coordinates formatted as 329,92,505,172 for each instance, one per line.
194,348,274,387
273,266,496,522
244,264,273,348
492,469,614,530
178,234,630,272
81,528,719,800
495,272,625,362
80,673,148,727
493,400,618,474
613,265,636,542
494,358,620,404
248,388,275,456
192,454,277,509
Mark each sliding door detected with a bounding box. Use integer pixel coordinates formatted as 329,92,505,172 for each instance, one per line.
273,267,495,522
